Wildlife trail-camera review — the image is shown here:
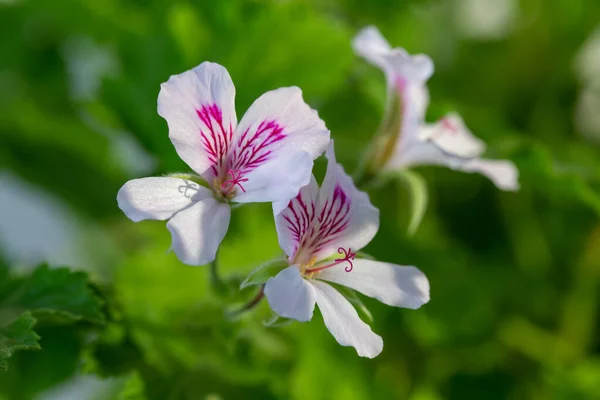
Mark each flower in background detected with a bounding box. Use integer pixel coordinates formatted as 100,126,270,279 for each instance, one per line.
353,26,519,191
117,62,330,266
263,141,430,358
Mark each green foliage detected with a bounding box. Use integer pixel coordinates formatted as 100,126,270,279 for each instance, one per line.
0,313,40,370
6,266,105,323
0,265,104,370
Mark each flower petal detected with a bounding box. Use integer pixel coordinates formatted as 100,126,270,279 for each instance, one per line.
264,266,316,322
461,158,520,191
385,139,446,170
393,83,431,152
117,177,211,222
388,113,485,169
353,26,433,83
354,26,433,83
381,50,434,85
232,150,314,204
418,113,485,159
225,86,328,202
273,175,319,259
388,113,520,191
352,25,392,69
232,86,329,164
354,26,434,170
166,196,231,266
158,62,237,180
317,259,430,309
312,280,383,358
310,141,379,260
386,140,520,191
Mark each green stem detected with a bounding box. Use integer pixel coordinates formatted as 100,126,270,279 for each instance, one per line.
227,285,265,319
209,255,224,291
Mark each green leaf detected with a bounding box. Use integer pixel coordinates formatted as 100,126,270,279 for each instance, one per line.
5,265,104,323
0,264,104,370
0,312,40,370
387,169,429,235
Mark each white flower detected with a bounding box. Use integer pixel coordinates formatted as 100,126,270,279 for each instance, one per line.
117,62,330,266
263,141,430,358
353,26,519,191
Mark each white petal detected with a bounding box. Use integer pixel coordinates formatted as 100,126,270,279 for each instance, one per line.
166,197,231,266
117,177,211,222
317,259,430,309
264,266,316,322
310,141,379,260
273,176,319,259
380,50,434,85
228,86,329,173
394,83,431,150
158,62,237,180
232,151,313,204
353,26,433,164
461,158,520,191
386,139,520,192
389,113,485,169
353,26,433,83
352,25,392,69
418,113,485,159
312,281,383,358
386,139,447,170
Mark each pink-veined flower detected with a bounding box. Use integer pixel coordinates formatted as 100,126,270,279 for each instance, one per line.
353,26,519,191
263,141,430,358
117,62,330,265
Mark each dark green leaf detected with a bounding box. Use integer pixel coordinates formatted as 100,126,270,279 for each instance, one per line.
5,265,104,324
0,312,40,370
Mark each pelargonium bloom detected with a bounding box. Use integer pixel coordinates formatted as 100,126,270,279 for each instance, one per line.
263,141,430,358
353,26,519,191
117,62,330,265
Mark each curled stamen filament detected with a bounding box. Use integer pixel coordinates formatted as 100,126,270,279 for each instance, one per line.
221,169,248,193
305,247,356,274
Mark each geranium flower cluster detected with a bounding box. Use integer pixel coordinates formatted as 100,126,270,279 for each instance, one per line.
117,26,518,358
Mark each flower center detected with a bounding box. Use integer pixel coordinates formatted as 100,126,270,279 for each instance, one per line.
222,169,248,193
303,247,355,277
213,169,248,201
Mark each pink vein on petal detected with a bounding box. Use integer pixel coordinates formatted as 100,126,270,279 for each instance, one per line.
311,184,351,254
283,183,352,261
228,120,286,174
282,190,316,256
197,104,234,178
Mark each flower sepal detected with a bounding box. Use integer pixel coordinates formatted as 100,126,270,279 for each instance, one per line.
240,259,289,290
381,168,428,236
355,88,404,187
166,173,211,189
262,313,295,328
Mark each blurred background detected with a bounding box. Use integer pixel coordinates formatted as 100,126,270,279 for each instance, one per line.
1,0,600,399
